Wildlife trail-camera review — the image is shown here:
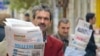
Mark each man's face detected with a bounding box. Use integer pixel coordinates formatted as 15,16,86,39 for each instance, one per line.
33,10,51,32
24,16,30,21
58,22,70,37
92,17,96,24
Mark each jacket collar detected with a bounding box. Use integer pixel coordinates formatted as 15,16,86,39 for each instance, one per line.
57,32,69,41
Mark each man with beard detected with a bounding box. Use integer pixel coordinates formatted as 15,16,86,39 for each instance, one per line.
32,4,64,56
53,19,70,52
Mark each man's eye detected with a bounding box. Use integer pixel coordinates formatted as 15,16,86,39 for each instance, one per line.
37,17,42,19
44,17,49,20
62,27,65,29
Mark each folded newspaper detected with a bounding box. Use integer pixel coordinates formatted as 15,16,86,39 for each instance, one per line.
65,20,93,56
69,20,92,50
4,18,45,56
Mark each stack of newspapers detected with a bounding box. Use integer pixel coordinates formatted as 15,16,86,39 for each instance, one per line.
4,18,45,56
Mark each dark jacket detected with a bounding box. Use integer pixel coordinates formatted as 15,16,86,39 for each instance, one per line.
0,26,5,42
85,25,97,56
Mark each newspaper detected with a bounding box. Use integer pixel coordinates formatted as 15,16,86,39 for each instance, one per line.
65,20,92,56
76,20,90,28
69,20,92,51
5,18,45,56
94,34,100,47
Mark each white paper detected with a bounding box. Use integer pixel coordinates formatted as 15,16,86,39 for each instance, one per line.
94,34,100,47
76,20,90,28
69,20,92,51
5,19,45,56
64,46,86,56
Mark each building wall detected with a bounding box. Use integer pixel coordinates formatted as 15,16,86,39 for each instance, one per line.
67,0,93,33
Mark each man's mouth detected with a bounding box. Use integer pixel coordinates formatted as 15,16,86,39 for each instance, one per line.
38,24,46,30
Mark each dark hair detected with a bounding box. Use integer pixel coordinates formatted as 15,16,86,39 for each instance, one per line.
25,13,30,16
32,4,53,20
86,13,95,22
58,18,69,26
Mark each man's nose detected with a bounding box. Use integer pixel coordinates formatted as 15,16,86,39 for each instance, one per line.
64,29,68,32
40,19,45,23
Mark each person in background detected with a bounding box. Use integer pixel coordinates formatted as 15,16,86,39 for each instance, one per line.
53,18,70,52
32,4,64,56
0,13,10,56
85,12,97,56
24,13,30,22
0,13,10,42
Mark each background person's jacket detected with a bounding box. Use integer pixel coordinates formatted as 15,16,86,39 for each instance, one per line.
0,26,5,42
85,25,97,56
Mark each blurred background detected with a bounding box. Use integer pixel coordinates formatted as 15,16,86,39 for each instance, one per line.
0,0,99,34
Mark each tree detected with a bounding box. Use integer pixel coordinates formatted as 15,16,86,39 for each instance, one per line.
56,0,69,18
10,0,50,11
9,0,40,11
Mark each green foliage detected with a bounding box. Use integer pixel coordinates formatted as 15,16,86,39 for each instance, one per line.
9,0,51,12
10,0,40,11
